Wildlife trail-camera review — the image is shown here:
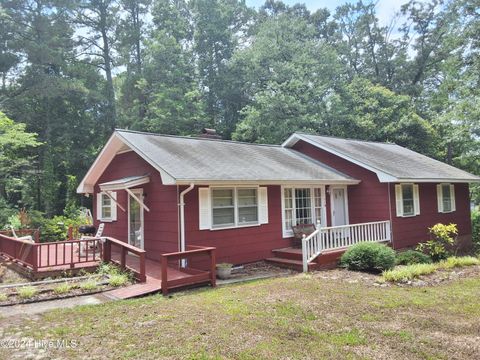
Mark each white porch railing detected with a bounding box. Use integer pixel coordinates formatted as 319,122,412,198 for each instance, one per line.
301,220,391,272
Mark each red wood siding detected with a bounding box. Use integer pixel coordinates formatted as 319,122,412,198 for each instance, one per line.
94,151,179,261
390,182,472,248
184,185,291,265
292,141,391,225
293,140,473,250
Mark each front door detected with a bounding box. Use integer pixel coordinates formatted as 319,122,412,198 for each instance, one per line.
128,189,144,249
331,187,347,226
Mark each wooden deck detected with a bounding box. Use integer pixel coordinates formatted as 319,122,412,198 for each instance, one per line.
105,253,206,299
0,233,216,298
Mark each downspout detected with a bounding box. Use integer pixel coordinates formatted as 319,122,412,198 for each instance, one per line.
179,183,195,266
387,182,394,249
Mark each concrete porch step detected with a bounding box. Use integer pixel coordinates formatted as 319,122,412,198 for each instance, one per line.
265,257,318,271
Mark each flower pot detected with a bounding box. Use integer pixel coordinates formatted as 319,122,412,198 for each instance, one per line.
216,266,233,280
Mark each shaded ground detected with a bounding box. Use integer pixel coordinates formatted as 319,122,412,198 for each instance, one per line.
0,268,479,359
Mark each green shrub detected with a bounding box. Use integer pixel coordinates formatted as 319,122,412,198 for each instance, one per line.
472,210,480,250
441,256,480,268
416,223,458,262
53,282,72,295
340,242,396,272
108,274,129,287
79,279,98,291
0,293,7,302
396,250,432,265
383,263,438,282
17,286,38,299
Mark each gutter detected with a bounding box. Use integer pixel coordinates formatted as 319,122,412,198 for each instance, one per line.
179,183,195,267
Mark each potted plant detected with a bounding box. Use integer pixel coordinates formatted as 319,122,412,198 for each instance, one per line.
216,263,233,279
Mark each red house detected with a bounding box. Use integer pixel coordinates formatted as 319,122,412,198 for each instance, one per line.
77,130,480,271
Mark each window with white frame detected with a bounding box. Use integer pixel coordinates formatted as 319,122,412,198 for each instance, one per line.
211,188,258,228
395,184,420,217
101,194,112,219
96,191,117,222
282,186,325,237
437,183,455,213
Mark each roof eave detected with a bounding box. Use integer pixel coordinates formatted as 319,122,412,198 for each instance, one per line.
175,179,361,186
392,178,480,184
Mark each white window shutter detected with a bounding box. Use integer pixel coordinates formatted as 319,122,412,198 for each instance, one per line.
110,191,117,221
414,184,420,215
450,184,456,212
198,188,211,230
395,185,403,217
258,187,269,224
437,184,443,213
96,193,102,220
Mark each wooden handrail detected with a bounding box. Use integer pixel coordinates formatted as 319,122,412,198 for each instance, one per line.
161,245,216,296
102,236,146,282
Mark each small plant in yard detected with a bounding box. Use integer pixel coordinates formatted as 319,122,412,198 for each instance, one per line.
416,223,458,261
108,274,129,287
383,263,438,282
383,256,480,282
17,286,38,299
53,282,72,295
79,279,98,291
0,293,7,302
340,242,396,272
442,256,480,268
396,250,432,265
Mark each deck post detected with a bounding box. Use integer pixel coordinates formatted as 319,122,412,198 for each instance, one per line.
31,244,38,272
161,256,168,296
139,252,146,283
120,246,127,269
103,239,111,262
210,248,216,288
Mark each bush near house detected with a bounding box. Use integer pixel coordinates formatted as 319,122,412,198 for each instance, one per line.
340,242,396,272
396,250,432,265
472,210,480,250
416,223,458,261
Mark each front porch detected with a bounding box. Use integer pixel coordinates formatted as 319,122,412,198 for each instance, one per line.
268,220,392,271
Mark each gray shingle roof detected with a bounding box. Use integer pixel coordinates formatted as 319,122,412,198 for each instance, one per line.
287,133,480,182
116,130,357,184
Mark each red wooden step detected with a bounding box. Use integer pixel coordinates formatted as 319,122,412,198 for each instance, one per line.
271,247,303,261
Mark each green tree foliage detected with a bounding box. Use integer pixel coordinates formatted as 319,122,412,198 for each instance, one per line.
0,111,41,223
0,0,479,220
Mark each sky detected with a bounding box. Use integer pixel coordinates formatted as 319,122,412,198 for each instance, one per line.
245,0,412,26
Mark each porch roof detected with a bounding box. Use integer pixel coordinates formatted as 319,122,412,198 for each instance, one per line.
99,175,150,191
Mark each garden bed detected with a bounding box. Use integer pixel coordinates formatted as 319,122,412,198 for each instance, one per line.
0,263,134,306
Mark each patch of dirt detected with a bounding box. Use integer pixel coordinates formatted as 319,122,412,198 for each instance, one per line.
229,261,294,279
309,265,480,288
399,265,480,287
0,260,29,284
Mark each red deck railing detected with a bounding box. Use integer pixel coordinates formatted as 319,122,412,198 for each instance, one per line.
102,236,146,282
160,245,216,295
0,233,146,283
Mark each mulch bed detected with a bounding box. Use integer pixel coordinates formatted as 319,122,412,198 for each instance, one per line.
309,264,480,288
228,261,294,280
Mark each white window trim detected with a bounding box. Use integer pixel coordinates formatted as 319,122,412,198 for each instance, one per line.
97,191,117,222
210,186,260,230
437,183,456,213
395,183,420,218
330,185,350,227
127,188,144,249
281,185,327,238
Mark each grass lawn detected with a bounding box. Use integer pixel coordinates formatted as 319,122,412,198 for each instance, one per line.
1,271,480,359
